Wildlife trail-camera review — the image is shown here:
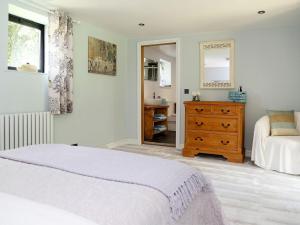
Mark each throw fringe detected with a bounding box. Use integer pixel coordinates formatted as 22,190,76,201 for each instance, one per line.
169,172,212,220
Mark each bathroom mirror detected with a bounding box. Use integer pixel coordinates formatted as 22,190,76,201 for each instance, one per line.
200,40,235,89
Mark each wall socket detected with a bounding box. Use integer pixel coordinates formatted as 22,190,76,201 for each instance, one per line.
184,89,189,94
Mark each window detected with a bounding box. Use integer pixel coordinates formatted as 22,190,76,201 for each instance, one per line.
8,14,45,73
159,59,172,87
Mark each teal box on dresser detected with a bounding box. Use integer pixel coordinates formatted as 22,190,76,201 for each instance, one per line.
228,91,247,103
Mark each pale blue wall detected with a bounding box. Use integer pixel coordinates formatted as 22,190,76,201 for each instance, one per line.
0,0,128,147
1,0,300,151
0,0,48,114
54,22,128,147
126,27,300,151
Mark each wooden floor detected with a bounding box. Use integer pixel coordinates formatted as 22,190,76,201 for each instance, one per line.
114,144,300,225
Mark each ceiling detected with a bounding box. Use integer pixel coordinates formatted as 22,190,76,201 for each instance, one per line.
145,44,176,58
28,0,300,37
158,45,176,58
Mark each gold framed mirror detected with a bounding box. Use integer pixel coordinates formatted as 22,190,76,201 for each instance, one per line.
200,40,235,89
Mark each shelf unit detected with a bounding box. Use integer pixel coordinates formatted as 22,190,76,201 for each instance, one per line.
144,105,169,140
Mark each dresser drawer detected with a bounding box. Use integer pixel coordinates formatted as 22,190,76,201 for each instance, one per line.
212,105,237,116
186,131,238,151
187,116,238,132
186,104,211,115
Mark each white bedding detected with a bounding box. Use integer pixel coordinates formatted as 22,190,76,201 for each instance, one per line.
0,192,99,225
0,155,224,225
0,144,211,220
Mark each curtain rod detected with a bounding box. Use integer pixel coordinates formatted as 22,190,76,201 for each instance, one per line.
17,0,81,24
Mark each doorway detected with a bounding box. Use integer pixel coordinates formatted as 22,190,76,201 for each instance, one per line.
140,42,178,147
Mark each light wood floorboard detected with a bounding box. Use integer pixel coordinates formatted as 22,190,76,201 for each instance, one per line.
114,144,300,225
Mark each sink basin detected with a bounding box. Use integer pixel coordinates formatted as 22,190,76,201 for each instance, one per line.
144,99,163,105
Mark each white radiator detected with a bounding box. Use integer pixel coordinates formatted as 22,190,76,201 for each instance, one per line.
0,112,53,150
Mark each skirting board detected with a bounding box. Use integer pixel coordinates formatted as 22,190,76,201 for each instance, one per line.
245,149,251,158
107,139,184,150
107,140,252,158
106,139,138,149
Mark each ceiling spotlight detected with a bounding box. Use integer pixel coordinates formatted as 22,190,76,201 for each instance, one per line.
257,10,266,15
138,23,145,27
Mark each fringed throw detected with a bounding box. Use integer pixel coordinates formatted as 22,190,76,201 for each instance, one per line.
0,144,212,220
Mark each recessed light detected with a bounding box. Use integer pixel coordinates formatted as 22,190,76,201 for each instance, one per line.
138,23,145,27
257,10,266,15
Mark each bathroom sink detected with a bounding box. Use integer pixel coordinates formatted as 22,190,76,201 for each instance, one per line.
144,99,163,105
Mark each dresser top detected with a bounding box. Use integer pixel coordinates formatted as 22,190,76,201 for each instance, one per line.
184,101,245,106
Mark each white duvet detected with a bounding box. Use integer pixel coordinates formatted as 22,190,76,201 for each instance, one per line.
0,192,99,225
0,156,223,225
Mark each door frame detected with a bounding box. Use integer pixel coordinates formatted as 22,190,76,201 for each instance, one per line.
137,38,181,149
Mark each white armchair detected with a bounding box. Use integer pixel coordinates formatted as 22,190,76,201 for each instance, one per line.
251,112,300,175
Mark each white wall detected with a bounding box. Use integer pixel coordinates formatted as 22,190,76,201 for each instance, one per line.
126,26,300,152
144,46,176,116
0,0,129,148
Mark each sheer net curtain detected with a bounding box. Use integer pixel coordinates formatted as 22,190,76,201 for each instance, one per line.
48,10,74,115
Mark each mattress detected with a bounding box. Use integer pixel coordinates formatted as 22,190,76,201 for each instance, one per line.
0,150,224,225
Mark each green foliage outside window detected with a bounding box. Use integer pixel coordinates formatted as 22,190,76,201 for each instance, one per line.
8,21,41,69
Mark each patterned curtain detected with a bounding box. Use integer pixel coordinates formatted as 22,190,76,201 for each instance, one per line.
48,10,74,115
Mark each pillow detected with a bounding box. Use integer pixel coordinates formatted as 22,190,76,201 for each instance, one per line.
267,110,300,136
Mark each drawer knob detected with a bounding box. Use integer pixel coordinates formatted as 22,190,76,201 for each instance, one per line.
194,137,204,141
195,108,204,112
221,123,231,128
195,121,204,126
221,109,231,114
221,140,230,145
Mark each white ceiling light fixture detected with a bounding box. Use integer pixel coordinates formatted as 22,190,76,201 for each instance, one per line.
258,10,266,14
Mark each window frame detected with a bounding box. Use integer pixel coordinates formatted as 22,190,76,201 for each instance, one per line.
8,14,45,73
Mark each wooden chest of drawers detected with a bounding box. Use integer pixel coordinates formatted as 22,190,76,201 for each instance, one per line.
183,101,245,163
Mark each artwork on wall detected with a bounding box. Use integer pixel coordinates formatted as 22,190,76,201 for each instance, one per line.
88,36,117,75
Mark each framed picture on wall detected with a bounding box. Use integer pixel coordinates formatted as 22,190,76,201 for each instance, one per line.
88,36,117,76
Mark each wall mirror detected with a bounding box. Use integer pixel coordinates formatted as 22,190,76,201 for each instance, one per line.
200,40,235,89
144,58,158,81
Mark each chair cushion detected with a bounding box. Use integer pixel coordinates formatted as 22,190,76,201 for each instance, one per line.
267,110,300,136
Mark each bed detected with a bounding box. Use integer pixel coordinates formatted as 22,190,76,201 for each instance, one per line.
0,192,99,225
0,144,225,225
